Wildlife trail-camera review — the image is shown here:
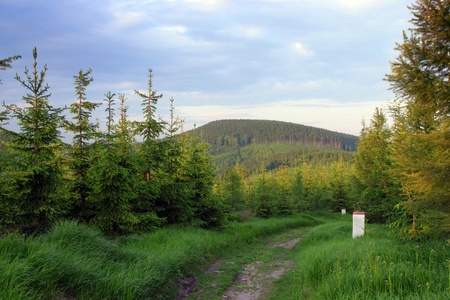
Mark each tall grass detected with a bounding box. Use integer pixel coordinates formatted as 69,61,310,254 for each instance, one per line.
269,217,449,299
0,213,321,299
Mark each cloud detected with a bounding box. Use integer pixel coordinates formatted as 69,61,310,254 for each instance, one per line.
228,26,265,39
294,42,314,56
184,0,224,11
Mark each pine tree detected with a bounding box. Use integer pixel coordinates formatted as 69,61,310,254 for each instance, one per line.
0,48,66,232
386,0,449,236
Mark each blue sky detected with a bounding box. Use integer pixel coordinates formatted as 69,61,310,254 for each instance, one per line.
0,0,411,137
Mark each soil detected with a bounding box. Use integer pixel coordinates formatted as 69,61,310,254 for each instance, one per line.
175,229,306,300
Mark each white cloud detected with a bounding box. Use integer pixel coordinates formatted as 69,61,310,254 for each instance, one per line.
184,0,224,11
231,26,265,39
338,0,377,9
294,42,313,56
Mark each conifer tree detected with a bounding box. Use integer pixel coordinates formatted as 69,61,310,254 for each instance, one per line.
64,69,101,217
330,156,351,213
354,108,400,223
386,0,449,236
290,168,306,212
86,92,139,233
275,165,294,215
0,48,66,232
135,69,164,142
133,70,167,227
253,168,277,217
223,164,245,210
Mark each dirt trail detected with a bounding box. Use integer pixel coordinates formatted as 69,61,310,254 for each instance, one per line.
175,228,307,300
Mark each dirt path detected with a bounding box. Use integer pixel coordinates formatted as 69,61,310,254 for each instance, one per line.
175,228,308,300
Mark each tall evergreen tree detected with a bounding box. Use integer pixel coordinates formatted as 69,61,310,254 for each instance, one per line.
0,48,66,232
64,69,101,217
386,0,449,236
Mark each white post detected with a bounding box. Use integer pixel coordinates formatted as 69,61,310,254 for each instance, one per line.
352,212,365,238
341,209,346,214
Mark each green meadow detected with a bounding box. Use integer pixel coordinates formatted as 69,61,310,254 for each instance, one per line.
1,213,448,299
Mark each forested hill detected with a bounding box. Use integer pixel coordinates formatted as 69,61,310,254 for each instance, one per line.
188,119,359,174
194,119,358,151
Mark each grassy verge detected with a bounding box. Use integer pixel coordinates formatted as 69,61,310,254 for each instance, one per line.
269,216,449,299
0,213,323,299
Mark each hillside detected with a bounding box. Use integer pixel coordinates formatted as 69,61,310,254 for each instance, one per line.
189,119,359,174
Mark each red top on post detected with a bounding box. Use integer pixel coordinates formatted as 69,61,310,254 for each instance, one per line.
353,212,365,215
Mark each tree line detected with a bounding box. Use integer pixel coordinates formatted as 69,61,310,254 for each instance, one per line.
192,119,358,151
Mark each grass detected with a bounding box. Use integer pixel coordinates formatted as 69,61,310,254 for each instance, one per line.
268,216,449,300
0,213,323,299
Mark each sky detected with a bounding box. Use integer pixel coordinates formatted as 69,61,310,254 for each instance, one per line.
0,0,412,138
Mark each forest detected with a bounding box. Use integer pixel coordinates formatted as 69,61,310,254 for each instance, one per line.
190,119,357,174
0,0,449,239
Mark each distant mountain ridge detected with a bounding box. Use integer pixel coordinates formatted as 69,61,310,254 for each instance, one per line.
194,119,358,151
189,119,359,174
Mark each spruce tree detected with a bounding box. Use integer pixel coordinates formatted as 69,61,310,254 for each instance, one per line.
275,165,294,215
86,92,139,233
386,0,449,236
0,48,66,232
290,168,305,212
354,108,400,224
223,164,245,210
133,70,167,228
64,69,101,217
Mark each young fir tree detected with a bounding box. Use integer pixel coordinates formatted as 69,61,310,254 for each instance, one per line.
386,0,449,236
86,92,139,233
223,164,245,210
132,70,168,228
275,165,294,215
290,168,306,212
0,48,66,232
181,130,229,228
135,69,164,182
330,155,351,213
150,98,195,225
253,167,277,217
354,108,400,224
64,69,101,218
